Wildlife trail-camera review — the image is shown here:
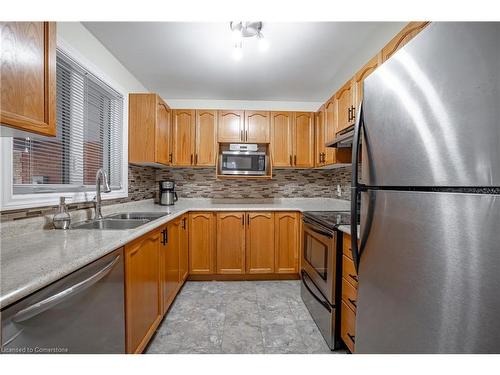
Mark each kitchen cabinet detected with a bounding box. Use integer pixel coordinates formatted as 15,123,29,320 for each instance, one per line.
189,212,216,274
354,53,381,110
172,109,196,166
161,219,180,314
179,215,189,282
315,106,326,167
270,111,294,167
216,212,246,274
336,80,356,134
124,230,161,354
0,22,56,136
274,212,300,273
293,112,315,168
245,110,270,143
341,232,359,353
246,212,275,274
129,93,172,167
195,110,217,166
324,97,337,164
217,110,244,143
382,22,429,62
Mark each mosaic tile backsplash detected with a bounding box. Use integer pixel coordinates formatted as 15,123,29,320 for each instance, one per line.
0,165,351,221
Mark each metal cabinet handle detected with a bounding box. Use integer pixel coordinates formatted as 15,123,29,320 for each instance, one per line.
351,105,356,122
347,333,356,344
169,153,173,163
241,130,244,141
294,155,297,165
194,154,198,165
348,107,352,122
12,255,121,323
245,130,248,142
190,154,193,164
348,298,357,307
289,155,292,166
348,274,358,283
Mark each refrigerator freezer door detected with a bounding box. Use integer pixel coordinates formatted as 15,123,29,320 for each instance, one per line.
356,190,500,353
361,22,500,187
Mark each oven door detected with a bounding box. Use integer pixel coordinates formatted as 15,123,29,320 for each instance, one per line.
220,151,267,175
302,219,337,304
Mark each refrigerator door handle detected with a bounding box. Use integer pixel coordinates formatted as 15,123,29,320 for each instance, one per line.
351,101,364,272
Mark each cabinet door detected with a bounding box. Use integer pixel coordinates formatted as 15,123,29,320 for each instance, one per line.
270,111,293,167
315,107,325,166
382,22,429,62
336,80,355,134
163,220,180,310
354,53,380,109
246,212,275,274
179,216,189,283
125,231,161,354
293,112,315,168
189,212,216,274
245,110,270,143
218,110,244,143
274,212,300,273
0,22,56,136
156,102,171,165
324,98,337,165
172,109,195,166
216,212,245,274
195,110,217,166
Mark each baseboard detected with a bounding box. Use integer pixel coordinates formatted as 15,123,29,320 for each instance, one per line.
187,273,300,281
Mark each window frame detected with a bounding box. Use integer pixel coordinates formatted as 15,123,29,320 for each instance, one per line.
0,40,128,211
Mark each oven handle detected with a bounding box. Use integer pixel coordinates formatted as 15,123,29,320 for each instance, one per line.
303,218,334,238
301,270,332,312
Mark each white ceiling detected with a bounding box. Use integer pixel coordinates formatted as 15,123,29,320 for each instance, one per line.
83,22,405,103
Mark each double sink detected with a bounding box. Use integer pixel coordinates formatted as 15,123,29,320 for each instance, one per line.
71,212,170,230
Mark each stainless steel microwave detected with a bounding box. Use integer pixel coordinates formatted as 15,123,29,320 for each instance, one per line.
219,144,268,176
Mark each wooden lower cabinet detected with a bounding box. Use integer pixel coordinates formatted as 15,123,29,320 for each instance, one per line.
189,212,216,274
274,212,300,273
341,232,359,353
216,212,246,274
161,220,180,315
341,300,357,353
246,212,275,273
124,230,161,354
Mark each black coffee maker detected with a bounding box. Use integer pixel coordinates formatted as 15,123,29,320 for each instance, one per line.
159,180,178,206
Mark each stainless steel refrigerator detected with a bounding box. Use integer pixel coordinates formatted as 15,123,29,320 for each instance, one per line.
350,22,500,353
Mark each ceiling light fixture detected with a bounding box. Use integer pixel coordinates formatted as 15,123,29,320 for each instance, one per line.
229,21,269,60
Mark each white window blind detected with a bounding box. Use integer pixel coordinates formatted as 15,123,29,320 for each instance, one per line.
12,49,124,194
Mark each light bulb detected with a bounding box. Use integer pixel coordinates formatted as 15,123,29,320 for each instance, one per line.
258,34,269,52
232,44,243,61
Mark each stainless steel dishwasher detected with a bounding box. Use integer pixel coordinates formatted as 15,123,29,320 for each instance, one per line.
1,248,125,354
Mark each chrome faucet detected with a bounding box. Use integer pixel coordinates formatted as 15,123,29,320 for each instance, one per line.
93,168,111,220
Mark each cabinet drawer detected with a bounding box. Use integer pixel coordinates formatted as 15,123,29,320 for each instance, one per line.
342,255,358,288
341,301,356,353
342,278,358,312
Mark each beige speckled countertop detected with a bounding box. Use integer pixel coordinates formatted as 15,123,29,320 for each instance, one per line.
1,198,351,308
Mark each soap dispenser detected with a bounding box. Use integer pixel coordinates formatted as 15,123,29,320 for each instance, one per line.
53,196,71,229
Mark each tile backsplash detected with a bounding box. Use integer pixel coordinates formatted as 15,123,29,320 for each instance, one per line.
0,165,351,222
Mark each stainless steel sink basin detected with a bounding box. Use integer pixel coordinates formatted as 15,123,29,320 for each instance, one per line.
105,212,170,221
71,218,150,230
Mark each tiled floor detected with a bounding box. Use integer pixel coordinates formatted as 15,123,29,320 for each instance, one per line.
146,280,343,354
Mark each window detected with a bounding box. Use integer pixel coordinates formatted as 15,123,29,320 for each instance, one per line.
12,49,124,195
1,47,127,210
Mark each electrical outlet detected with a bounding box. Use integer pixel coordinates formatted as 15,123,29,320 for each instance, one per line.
336,184,342,197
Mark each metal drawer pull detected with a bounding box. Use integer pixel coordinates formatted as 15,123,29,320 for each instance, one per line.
347,333,356,343
348,274,358,283
348,298,357,307
12,256,121,323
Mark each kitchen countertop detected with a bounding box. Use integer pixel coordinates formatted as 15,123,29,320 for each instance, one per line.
0,198,350,308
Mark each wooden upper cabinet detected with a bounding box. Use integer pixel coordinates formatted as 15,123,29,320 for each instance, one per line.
172,109,195,166
129,93,172,167
245,110,270,143
270,111,293,167
189,212,216,274
293,112,315,168
216,212,246,274
195,110,217,166
354,53,381,109
382,22,430,62
336,80,355,134
315,107,326,167
324,98,337,165
125,230,161,354
246,212,275,274
0,22,56,136
218,110,244,143
179,216,189,283
274,212,300,273
156,103,172,165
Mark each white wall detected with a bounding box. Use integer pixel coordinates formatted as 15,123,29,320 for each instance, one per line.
165,99,322,111
57,22,147,93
